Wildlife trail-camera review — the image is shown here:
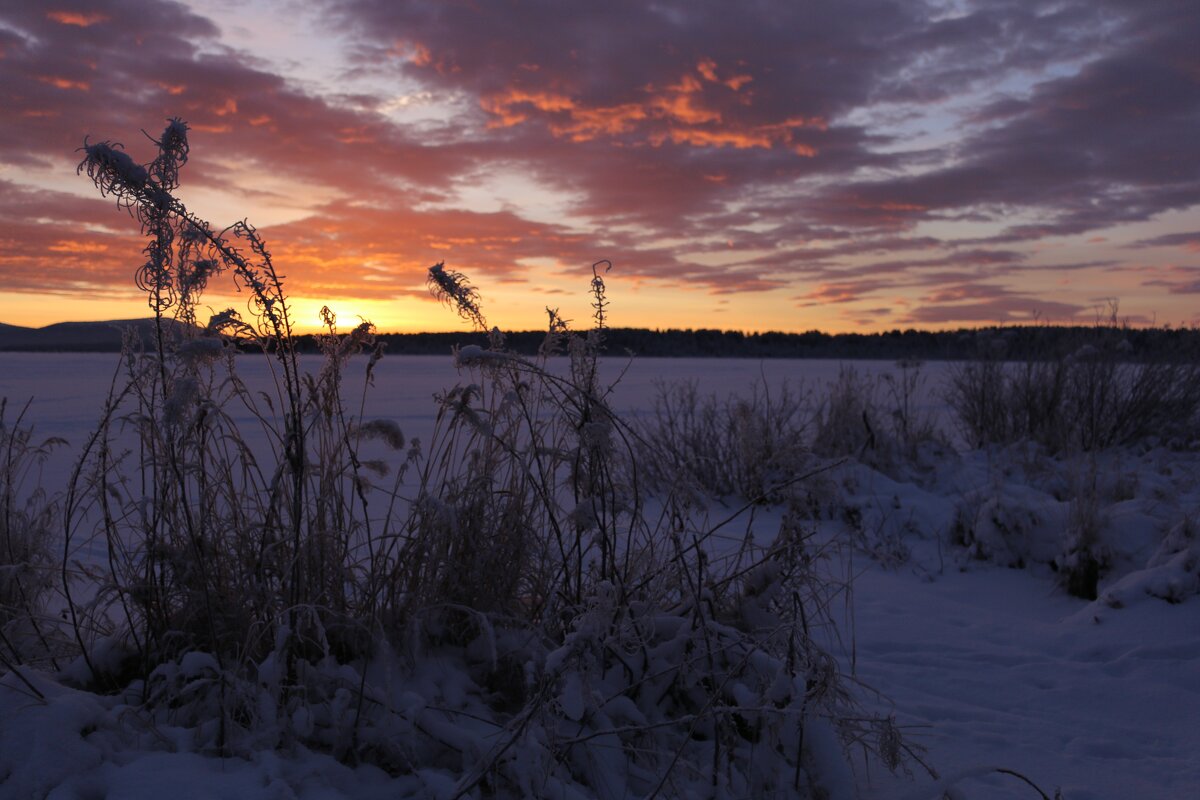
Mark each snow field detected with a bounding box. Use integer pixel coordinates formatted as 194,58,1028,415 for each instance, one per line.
1,354,1198,799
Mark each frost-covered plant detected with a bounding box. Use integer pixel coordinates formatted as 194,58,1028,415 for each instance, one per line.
880,359,941,458
946,354,1071,451
946,325,1200,453
0,399,64,671
1141,513,1200,603
66,121,401,705
812,366,897,469
396,261,645,622
639,378,815,503
1056,460,1108,600
426,261,486,330
400,263,915,794
1093,510,1200,610
21,118,910,794
640,362,942,510
950,486,1043,568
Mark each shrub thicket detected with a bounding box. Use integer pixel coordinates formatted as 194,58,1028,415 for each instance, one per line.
947,328,1200,453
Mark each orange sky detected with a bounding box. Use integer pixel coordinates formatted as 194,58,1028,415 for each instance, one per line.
1,1,1198,334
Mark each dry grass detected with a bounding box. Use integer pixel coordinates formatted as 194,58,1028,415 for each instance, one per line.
0,118,924,795
0,400,63,674
947,329,1200,453
638,379,815,503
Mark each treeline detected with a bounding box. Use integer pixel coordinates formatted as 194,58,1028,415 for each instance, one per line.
292,325,1200,361
4,320,1198,360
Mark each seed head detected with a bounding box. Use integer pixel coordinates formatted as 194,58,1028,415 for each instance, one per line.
427,261,486,330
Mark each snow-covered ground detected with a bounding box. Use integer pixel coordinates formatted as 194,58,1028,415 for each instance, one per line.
1,353,1197,799
853,549,1200,800
839,449,1200,799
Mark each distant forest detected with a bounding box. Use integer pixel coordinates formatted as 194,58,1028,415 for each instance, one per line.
3,320,1199,361
330,325,1200,362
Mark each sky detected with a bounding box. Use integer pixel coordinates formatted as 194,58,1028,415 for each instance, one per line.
0,0,1198,334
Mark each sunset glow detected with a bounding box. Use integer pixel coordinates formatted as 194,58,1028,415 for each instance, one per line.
1,0,1198,333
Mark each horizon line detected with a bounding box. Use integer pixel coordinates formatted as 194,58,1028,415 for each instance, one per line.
4,317,1197,338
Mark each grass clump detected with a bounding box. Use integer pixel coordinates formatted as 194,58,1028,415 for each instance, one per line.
0,400,63,674
639,360,944,512
639,378,815,503
947,325,1200,453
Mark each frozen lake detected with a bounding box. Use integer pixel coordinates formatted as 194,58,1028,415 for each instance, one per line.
2,351,1199,799
0,349,955,571
0,351,952,462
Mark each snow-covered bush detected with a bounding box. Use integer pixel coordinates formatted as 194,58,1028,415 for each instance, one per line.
951,490,1044,568
1100,513,1200,608
1136,513,1200,603
410,268,916,792
1054,463,1110,599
